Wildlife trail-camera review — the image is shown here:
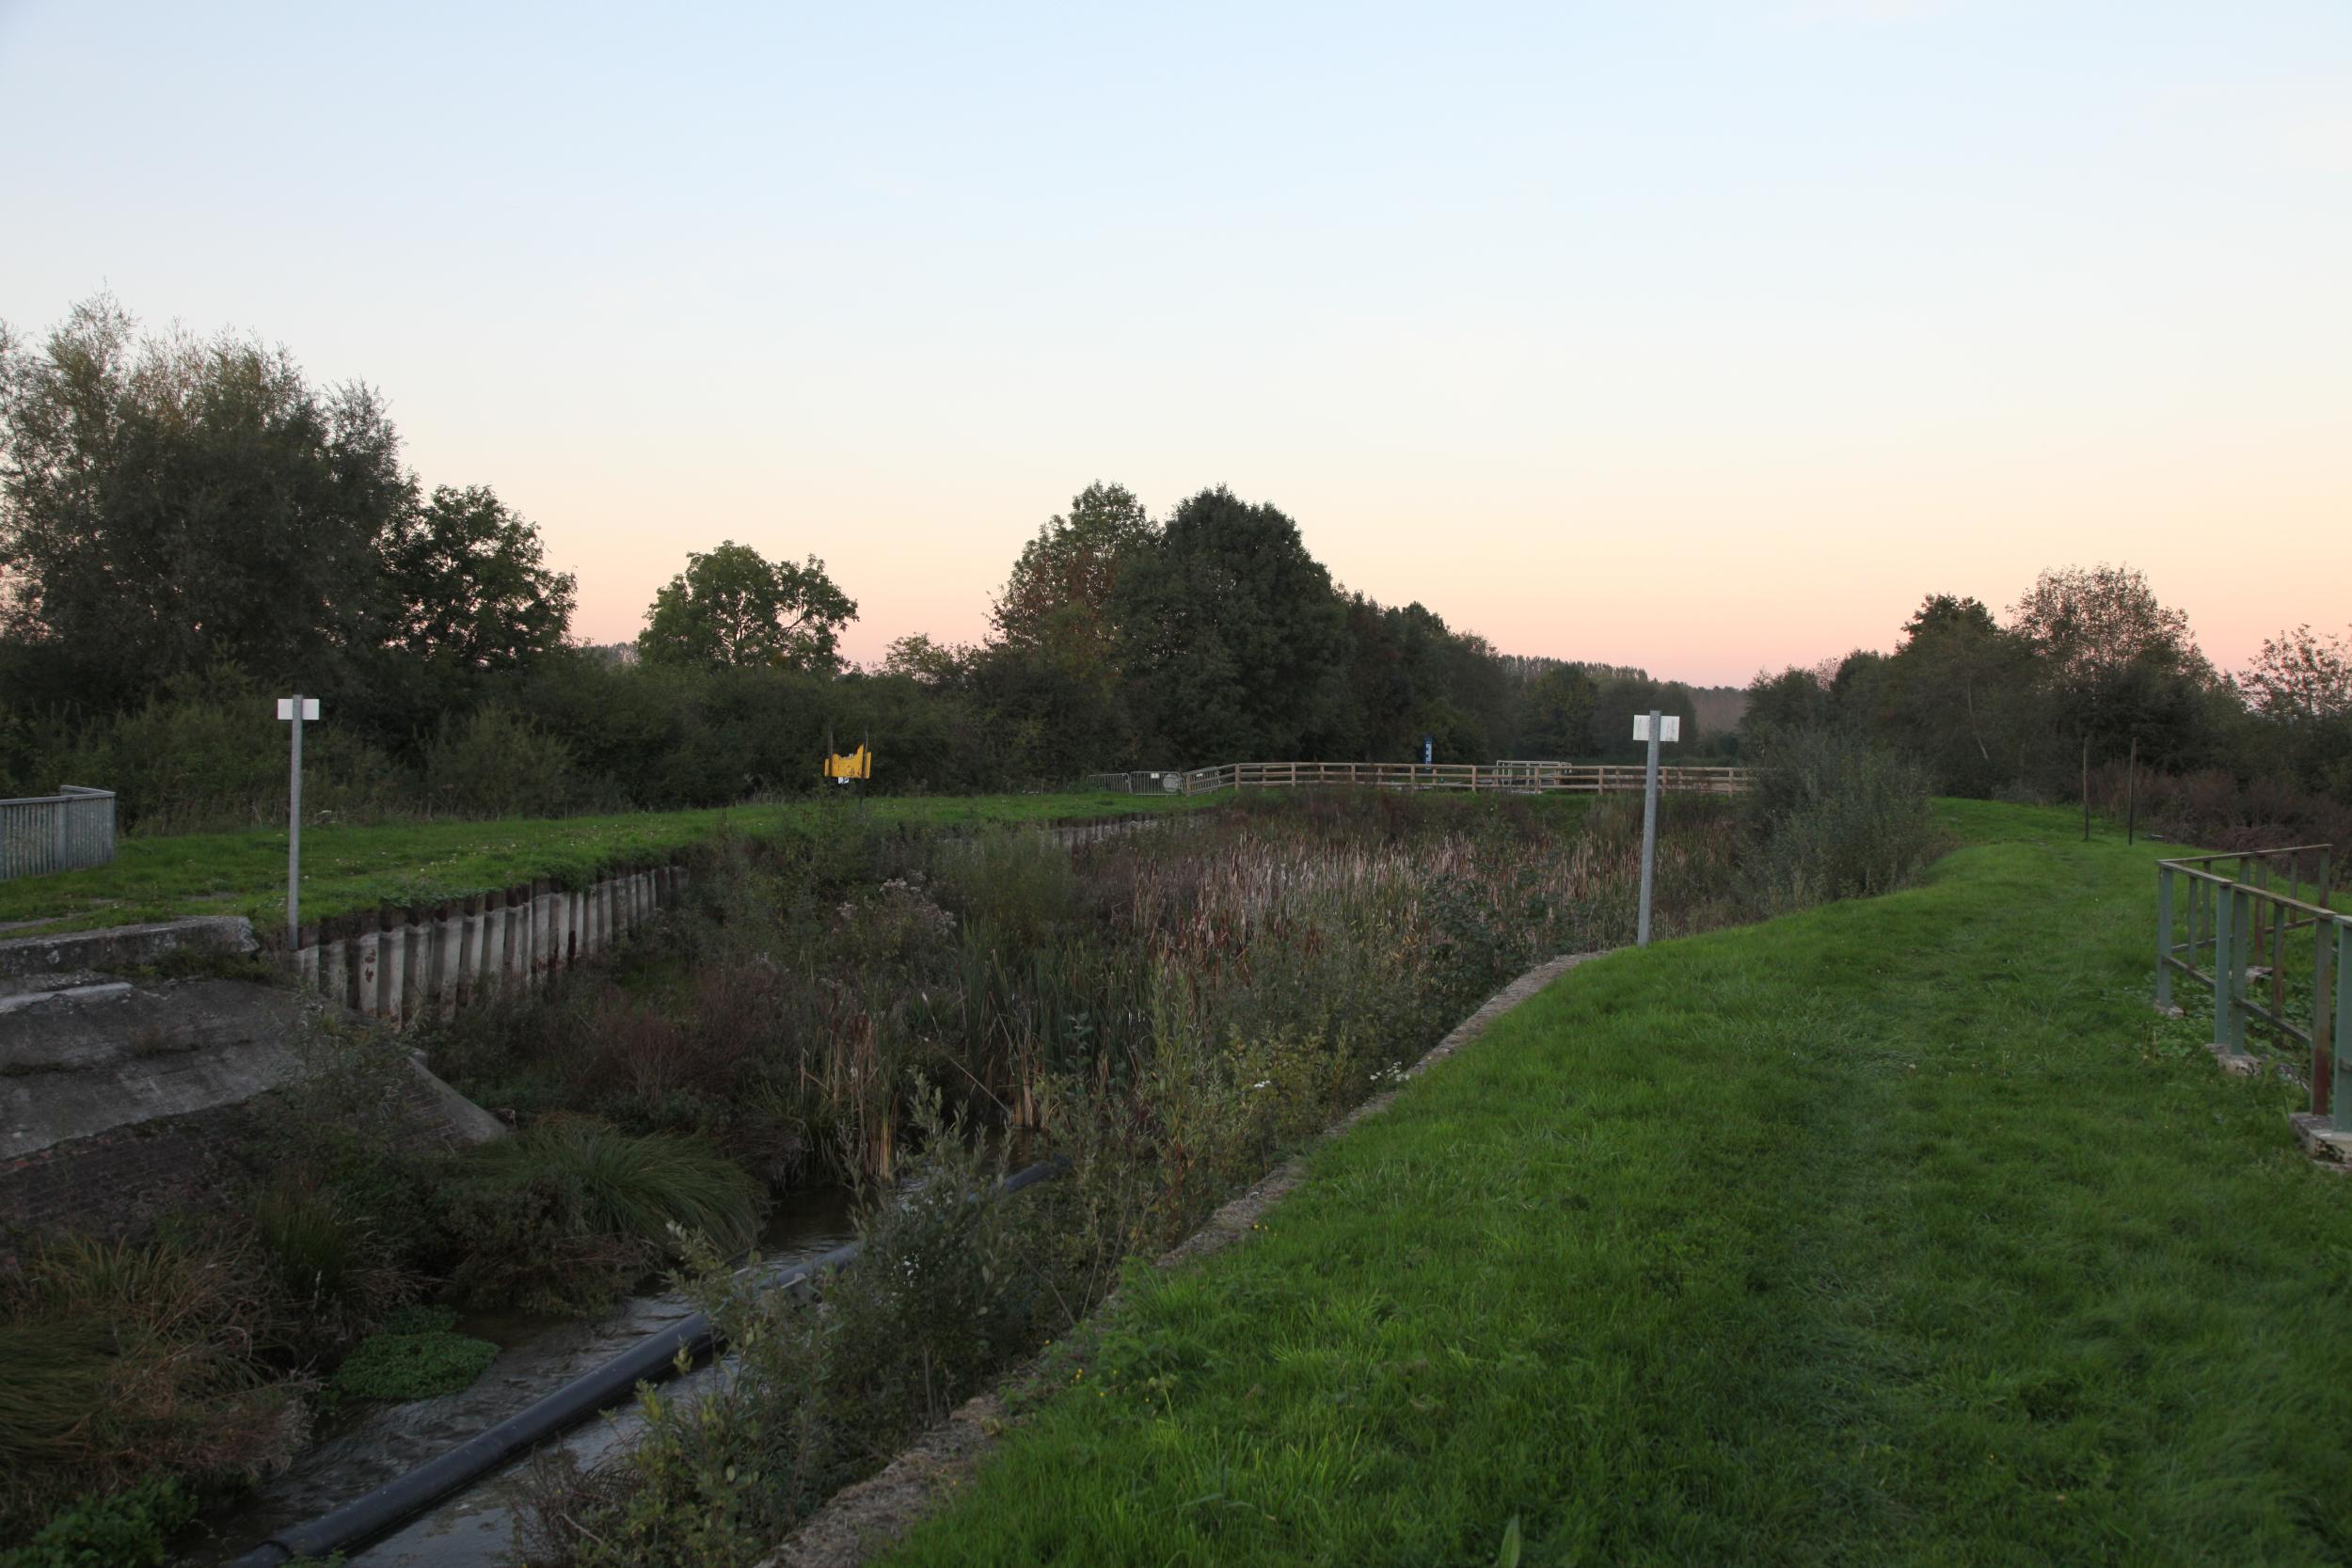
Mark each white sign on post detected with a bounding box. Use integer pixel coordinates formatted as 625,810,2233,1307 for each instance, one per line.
1635,708,1676,947
278,696,321,939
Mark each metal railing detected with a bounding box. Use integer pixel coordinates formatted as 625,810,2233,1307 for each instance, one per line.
0,785,117,880
1175,760,1752,796
2156,844,2350,1128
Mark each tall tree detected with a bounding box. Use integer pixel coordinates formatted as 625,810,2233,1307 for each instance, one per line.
0,295,410,705
1882,594,2034,792
2007,563,2212,768
637,541,856,672
990,482,1155,674
381,483,575,675
1111,486,1350,762
1517,663,1599,758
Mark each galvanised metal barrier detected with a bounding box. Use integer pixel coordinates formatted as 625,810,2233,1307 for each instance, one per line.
2156,843,2351,1128
0,785,116,880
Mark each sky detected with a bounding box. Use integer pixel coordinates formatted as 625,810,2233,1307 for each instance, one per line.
1,1,2345,687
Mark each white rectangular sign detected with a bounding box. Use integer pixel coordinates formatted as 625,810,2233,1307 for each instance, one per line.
277,697,321,721
1633,714,1679,742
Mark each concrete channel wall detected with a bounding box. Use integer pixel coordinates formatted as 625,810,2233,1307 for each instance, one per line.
279,861,688,1028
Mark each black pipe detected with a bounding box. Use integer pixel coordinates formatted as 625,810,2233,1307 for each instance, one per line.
229,1157,1066,1568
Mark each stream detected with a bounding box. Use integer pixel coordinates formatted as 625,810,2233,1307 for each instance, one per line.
178,1186,860,1568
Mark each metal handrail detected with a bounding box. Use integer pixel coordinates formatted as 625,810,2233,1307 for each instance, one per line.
2156,845,2349,1132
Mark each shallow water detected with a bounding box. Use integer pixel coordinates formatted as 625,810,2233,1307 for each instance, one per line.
177,1186,859,1568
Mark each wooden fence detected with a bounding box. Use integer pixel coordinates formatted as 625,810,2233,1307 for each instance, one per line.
0,786,116,880
1164,761,1752,796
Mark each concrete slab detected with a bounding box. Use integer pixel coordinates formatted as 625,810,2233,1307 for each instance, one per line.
2290,1112,2352,1167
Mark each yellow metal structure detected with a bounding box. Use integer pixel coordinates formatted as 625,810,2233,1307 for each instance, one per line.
823,743,872,781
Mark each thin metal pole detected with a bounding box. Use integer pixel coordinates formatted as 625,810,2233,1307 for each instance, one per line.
1637,709,1661,948
2336,922,2352,1133
2314,914,2335,1118
2126,736,2137,844
2212,883,2233,1053
287,694,304,936
2154,865,2173,1011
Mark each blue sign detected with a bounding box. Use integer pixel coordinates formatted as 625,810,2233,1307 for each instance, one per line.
1421,735,1435,765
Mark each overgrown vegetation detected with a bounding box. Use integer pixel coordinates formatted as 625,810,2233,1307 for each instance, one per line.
493,784,1932,1566
876,803,2352,1567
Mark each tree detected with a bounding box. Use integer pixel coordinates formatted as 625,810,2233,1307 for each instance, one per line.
381,484,575,676
1111,486,1351,762
1881,594,2035,793
1516,664,1599,758
0,295,411,706
2007,563,2214,768
2239,626,2352,793
879,632,975,688
991,483,1155,673
637,541,856,673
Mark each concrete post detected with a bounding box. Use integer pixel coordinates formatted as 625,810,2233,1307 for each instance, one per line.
356,910,381,1018
380,912,405,1022
295,926,320,993
458,895,484,1007
436,901,465,1017
313,920,340,1008
501,890,527,992
480,890,506,1001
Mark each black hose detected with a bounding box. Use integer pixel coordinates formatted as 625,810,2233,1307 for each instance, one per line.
229,1156,1066,1568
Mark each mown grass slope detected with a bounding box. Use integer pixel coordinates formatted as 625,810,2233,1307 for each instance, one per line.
0,789,1214,935
883,801,2352,1567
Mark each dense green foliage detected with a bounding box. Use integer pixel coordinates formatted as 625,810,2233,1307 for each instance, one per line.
0,1477,197,1568
326,1307,498,1405
0,301,1736,833
878,803,2352,1567
1745,571,2352,832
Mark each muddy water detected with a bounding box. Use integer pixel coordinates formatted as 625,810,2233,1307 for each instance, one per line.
178,1186,858,1568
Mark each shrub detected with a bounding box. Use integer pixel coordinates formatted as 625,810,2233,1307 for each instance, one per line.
252,1178,415,1340
0,1476,198,1568
0,1235,306,1538
422,705,580,818
440,1119,764,1315
1740,725,1945,910
327,1307,498,1405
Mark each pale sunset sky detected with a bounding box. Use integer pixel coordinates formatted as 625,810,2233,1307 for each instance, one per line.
2,2,2344,686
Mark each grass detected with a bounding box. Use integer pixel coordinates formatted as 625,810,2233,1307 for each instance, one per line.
0,788,1215,936
881,800,2352,1568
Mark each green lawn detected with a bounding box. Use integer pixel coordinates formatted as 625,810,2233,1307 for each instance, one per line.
0,790,1214,936
883,801,2352,1567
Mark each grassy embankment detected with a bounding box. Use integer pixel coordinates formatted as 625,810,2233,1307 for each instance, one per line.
883,800,2352,1568
0,789,1214,935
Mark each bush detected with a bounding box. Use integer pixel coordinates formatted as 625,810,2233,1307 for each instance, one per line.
327,1307,498,1405
0,1476,197,1568
252,1178,415,1340
0,1235,307,1538
423,705,581,818
1740,725,1946,911
440,1118,765,1315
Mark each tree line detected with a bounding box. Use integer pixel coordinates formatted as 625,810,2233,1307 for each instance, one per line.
1742,570,2352,811
0,298,1735,828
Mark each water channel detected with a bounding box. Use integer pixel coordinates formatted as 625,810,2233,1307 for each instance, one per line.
178,1186,860,1568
